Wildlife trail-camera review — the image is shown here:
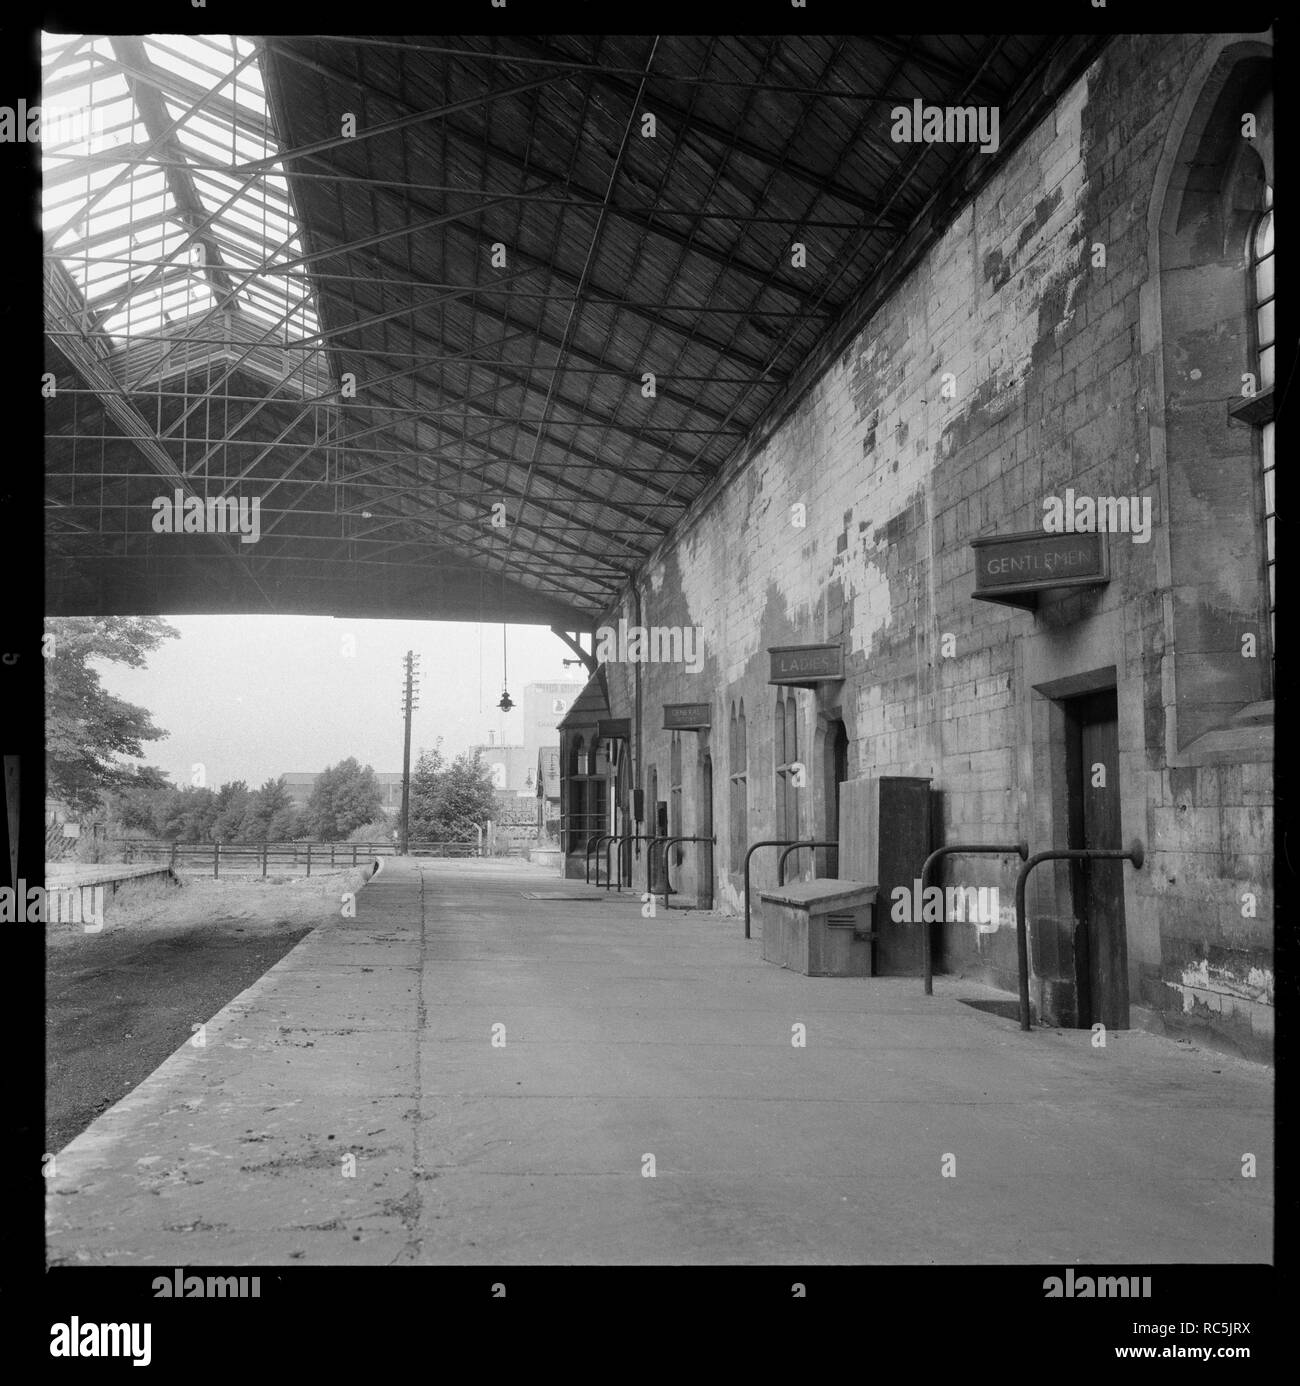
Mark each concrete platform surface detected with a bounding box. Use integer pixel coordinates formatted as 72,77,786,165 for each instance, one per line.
46,857,1273,1266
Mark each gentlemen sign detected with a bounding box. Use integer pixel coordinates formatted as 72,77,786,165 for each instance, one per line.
768,643,844,686
663,703,712,730
971,531,1108,609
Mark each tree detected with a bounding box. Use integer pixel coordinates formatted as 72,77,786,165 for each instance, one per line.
304,758,383,841
239,776,300,842
155,785,219,843
439,751,498,833
409,748,495,841
407,746,446,841
212,780,252,842
44,617,179,813
345,817,392,845
109,766,173,832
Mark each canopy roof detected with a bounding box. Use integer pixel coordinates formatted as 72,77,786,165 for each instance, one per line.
44,32,1103,627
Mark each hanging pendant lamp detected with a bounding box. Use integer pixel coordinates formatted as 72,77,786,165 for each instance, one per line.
497,608,513,713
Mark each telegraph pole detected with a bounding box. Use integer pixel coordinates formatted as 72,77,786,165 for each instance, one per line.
399,651,420,854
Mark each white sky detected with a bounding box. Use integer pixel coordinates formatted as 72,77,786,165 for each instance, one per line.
96,615,587,789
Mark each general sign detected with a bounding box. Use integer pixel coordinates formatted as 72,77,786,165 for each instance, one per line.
768,643,843,685
663,703,712,730
970,531,1108,609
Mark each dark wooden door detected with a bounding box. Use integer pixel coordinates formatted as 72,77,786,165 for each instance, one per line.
821,719,848,878
1071,690,1127,1028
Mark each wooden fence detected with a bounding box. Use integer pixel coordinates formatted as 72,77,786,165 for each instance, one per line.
107,836,483,878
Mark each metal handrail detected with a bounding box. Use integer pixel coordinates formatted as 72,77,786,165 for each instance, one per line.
741,840,809,939
658,835,717,910
591,833,619,889
605,833,656,892
584,833,603,885
1013,842,1145,1031
919,842,1029,995
777,840,836,887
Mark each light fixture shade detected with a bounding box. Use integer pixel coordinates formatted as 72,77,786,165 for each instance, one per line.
497,689,514,712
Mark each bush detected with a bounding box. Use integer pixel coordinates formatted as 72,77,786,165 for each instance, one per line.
344,818,394,846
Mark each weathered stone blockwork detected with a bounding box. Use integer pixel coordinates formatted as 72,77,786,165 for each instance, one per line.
583,34,1273,1059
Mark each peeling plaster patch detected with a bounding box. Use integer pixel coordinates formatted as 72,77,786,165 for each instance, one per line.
849,337,893,426
1180,958,1273,1005
1182,957,1210,989
929,97,1088,468
972,902,1017,937
1015,186,1065,254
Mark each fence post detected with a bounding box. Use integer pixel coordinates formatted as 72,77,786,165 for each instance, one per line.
214,842,220,880
330,845,335,867
306,843,311,877
352,844,358,867
262,843,268,878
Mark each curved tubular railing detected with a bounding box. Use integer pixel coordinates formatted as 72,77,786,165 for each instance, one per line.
741,840,807,940
1013,842,1145,1032
644,836,661,893
584,833,604,885
777,840,836,887
659,835,717,910
919,842,1029,997
591,833,619,889
606,833,656,892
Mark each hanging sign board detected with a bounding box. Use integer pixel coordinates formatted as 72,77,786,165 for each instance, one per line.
971,531,1109,609
768,644,843,686
663,703,712,730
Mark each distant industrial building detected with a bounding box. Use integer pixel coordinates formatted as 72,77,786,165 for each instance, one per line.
470,680,579,803
281,771,404,816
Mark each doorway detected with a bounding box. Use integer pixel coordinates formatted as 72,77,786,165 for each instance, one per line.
1064,688,1128,1028
820,716,848,877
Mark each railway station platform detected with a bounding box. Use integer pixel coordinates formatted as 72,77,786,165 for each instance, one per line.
46,857,1272,1266
44,861,180,892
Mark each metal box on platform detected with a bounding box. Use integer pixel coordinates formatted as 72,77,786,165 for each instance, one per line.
758,880,877,976
755,773,930,978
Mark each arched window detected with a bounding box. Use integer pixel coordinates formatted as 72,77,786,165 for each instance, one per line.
1251,189,1275,649
775,690,799,840
1150,50,1273,752
729,699,748,870
669,733,683,865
